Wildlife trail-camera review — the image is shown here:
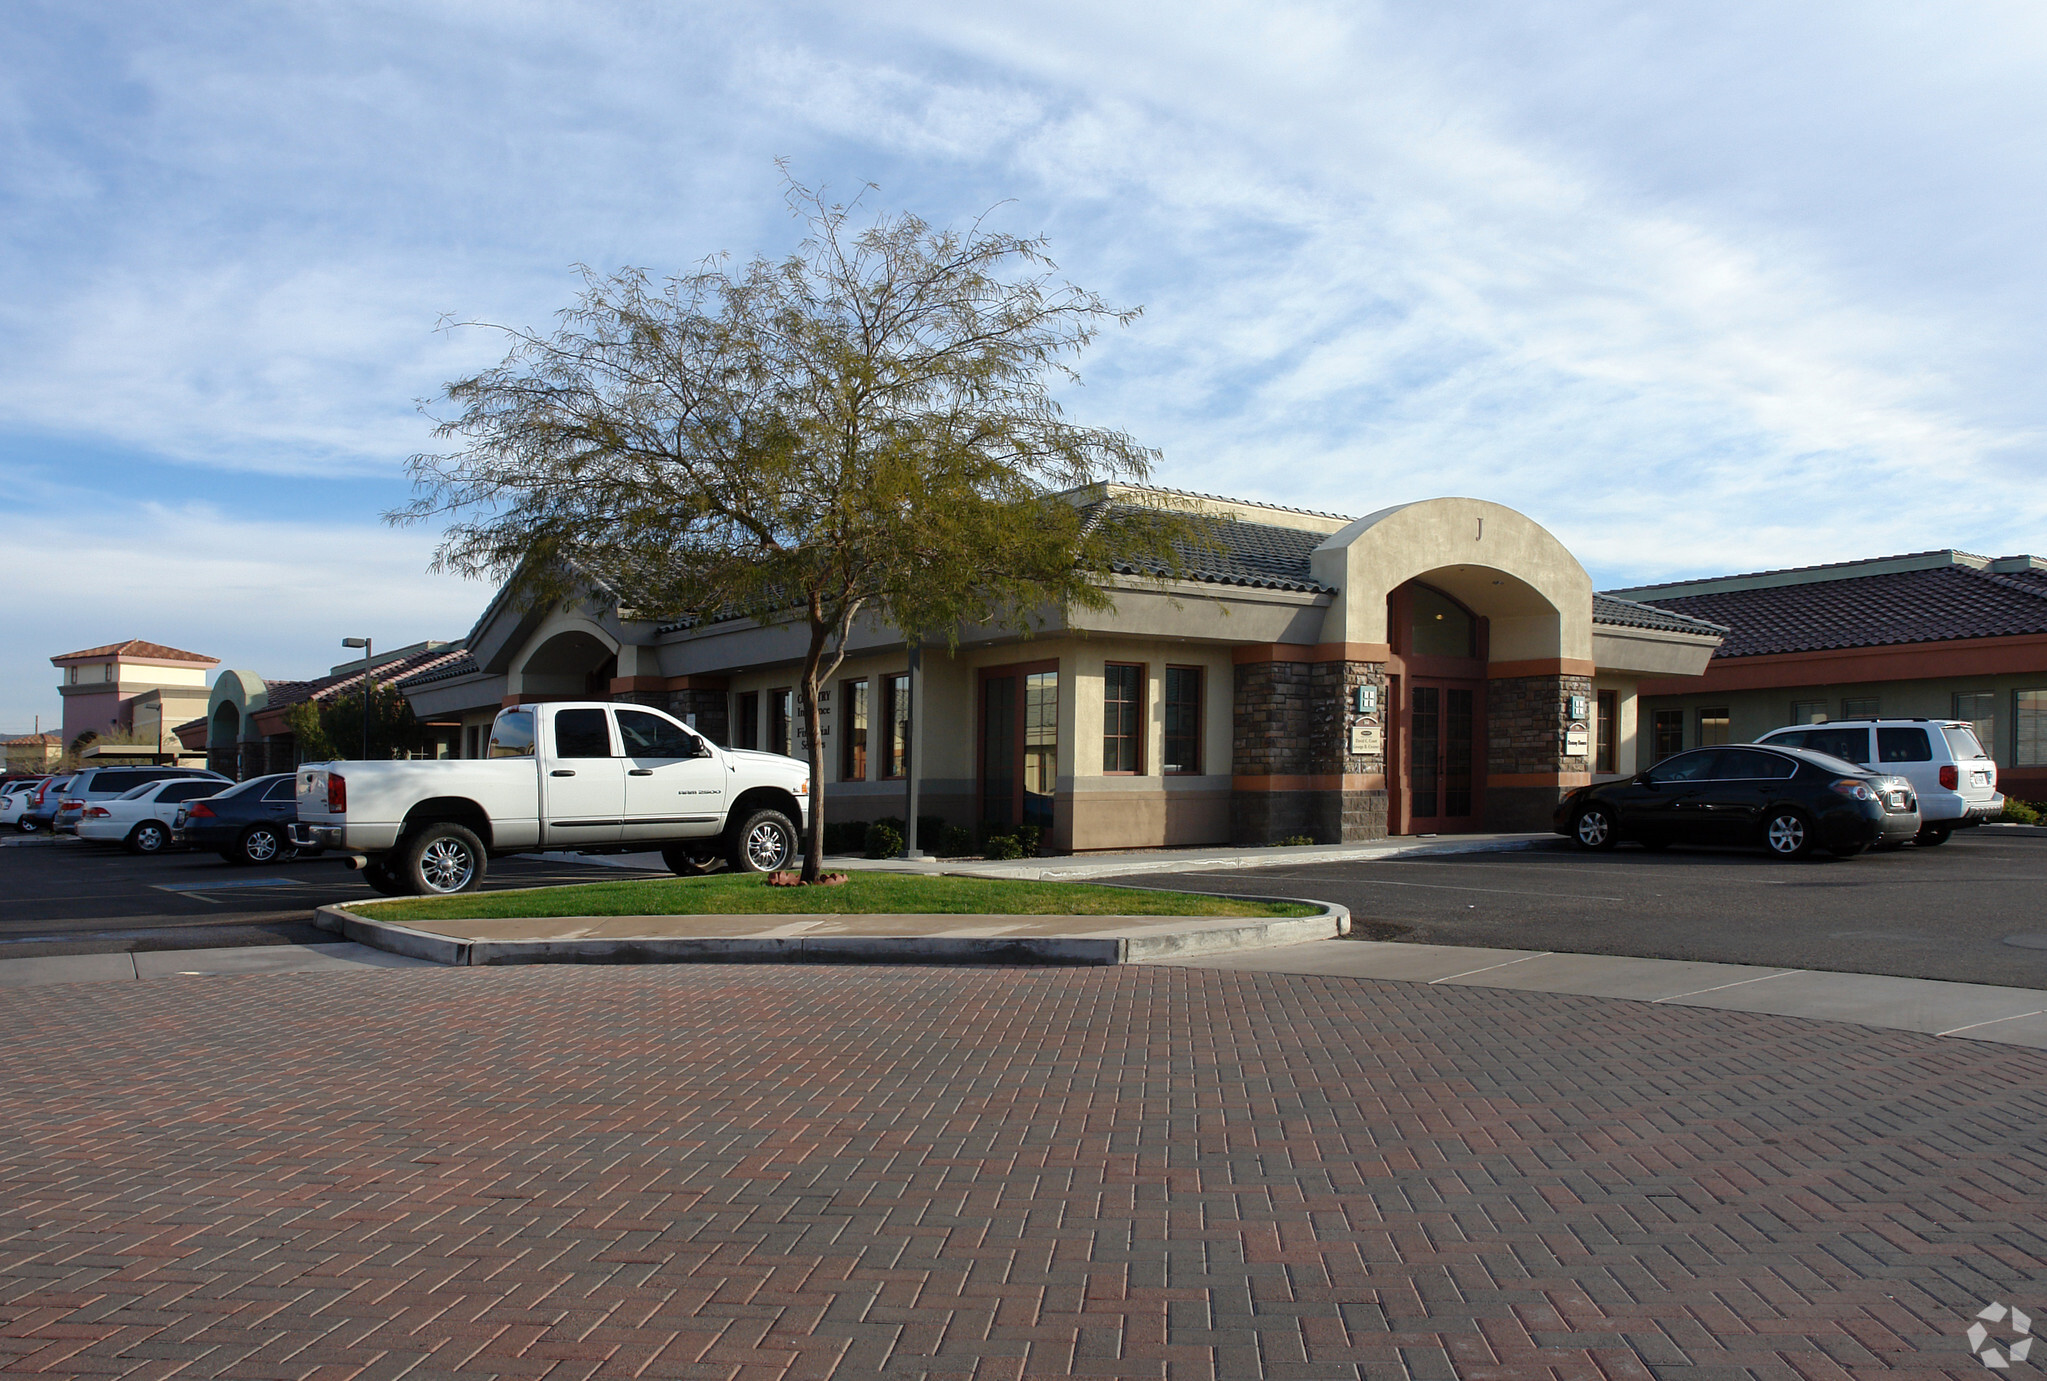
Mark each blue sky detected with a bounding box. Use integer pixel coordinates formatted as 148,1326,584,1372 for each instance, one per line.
4,1,2044,731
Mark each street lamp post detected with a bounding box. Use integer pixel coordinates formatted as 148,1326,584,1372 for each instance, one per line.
341,637,372,761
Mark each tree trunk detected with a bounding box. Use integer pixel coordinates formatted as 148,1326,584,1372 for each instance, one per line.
798,619,830,883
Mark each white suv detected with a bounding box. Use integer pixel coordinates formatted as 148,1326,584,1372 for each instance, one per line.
1752,719,2003,845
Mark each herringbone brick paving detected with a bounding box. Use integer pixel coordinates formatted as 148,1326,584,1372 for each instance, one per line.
0,965,2040,1379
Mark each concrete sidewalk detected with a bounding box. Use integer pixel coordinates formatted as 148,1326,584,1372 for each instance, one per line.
527,828,1558,881
0,941,438,987
1157,937,2047,1050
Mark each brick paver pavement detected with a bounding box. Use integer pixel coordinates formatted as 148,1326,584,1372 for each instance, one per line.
1,965,2042,1380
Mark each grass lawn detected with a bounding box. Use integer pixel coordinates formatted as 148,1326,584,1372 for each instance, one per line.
357,871,1319,924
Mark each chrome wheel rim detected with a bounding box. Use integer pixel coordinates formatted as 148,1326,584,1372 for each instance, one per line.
746,820,792,871
245,830,279,862
420,838,475,893
1767,815,1805,853
1576,810,1609,847
135,825,164,852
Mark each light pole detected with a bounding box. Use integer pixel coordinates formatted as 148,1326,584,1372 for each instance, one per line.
341,637,372,761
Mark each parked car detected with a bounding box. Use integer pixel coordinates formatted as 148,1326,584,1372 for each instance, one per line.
293,701,809,895
1555,744,1920,859
0,778,46,831
75,777,238,855
18,775,74,833
171,774,309,864
1751,719,2002,847
53,765,230,834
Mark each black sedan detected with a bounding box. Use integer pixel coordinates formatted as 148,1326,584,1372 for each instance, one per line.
1553,744,1920,859
172,773,307,864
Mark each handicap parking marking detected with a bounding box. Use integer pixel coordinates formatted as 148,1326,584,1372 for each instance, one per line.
151,877,308,892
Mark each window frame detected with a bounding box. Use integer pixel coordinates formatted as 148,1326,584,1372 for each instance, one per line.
1789,700,1828,725
1101,662,1145,776
2017,688,2047,768
1697,707,1731,748
841,678,869,782
767,688,793,758
1841,697,1880,720
1651,709,1685,763
881,673,911,779
1594,689,1617,775
1162,665,1203,776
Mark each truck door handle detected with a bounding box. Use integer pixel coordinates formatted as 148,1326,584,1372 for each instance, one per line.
628,768,654,776
551,769,576,777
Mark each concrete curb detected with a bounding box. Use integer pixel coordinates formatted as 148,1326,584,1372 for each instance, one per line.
313,898,1349,968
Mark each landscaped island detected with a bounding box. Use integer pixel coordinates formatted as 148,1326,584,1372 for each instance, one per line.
355,872,1318,925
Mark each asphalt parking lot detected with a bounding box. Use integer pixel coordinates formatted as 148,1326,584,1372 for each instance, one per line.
1121,825,2047,988
0,838,663,959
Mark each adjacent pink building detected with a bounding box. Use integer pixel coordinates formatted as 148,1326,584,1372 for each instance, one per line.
52,640,219,751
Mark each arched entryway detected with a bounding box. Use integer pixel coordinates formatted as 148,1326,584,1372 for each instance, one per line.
515,630,619,700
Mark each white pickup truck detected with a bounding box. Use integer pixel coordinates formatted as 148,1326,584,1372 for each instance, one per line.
292,701,810,895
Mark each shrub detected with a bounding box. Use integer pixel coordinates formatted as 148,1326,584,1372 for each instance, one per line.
822,820,868,854
979,832,1026,860
1015,824,1043,858
935,824,976,857
1279,834,1316,847
864,821,904,858
2005,798,2043,825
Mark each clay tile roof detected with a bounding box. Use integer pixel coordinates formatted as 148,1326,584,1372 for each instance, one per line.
1591,593,1728,637
1624,563,2047,659
50,639,218,665
4,733,61,745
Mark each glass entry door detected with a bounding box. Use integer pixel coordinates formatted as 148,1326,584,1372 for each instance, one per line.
980,663,1058,831
1407,680,1480,831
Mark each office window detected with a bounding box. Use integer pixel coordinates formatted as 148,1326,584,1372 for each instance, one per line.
1790,700,1828,725
841,679,868,781
1698,708,1730,747
733,691,760,751
1841,697,1879,719
1595,690,1617,774
882,673,911,778
1954,692,1996,762
1163,667,1202,775
768,689,792,757
2018,690,2047,767
1652,710,1685,762
1102,664,1143,774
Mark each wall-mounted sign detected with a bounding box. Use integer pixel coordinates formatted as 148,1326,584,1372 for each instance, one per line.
1568,693,1588,721
1350,720,1382,755
1354,685,1378,714
1564,722,1589,755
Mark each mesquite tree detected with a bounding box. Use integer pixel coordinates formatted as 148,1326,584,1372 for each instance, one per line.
397,177,1190,881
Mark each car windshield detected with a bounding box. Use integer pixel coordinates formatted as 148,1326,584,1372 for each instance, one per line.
1943,725,1988,759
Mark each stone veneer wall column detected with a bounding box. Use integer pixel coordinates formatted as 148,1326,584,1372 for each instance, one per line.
1485,672,1594,831
1231,655,1389,845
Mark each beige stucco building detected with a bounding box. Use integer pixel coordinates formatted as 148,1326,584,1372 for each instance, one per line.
402,489,1724,849
50,639,217,755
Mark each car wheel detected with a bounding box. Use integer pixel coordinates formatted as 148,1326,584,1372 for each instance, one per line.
1915,825,1953,847
125,821,170,855
1572,804,1619,851
17,816,37,833
1762,809,1815,859
398,823,486,895
661,843,720,877
237,825,285,865
361,858,410,896
727,808,798,873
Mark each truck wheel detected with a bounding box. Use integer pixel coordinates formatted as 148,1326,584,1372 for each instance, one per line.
398,822,486,895
1915,825,1953,847
361,858,410,895
727,809,798,874
660,843,720,877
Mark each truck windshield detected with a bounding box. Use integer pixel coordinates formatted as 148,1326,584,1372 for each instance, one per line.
489,710,535,758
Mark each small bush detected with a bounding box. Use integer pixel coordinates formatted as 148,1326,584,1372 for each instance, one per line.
864,822,904,858
1279,834,1316,847
935,824,976,857
2005,798,2043,825
982,833,1026,861
1015,823,1043,857
822,820,868,854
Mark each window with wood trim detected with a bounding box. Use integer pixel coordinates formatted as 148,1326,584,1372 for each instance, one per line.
768,689,792,757
1652,710,1684,762
882,673,911,778
841,679,868,781
1102,664,1143,774
1595,690,1617,774
1163,667,1202,774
